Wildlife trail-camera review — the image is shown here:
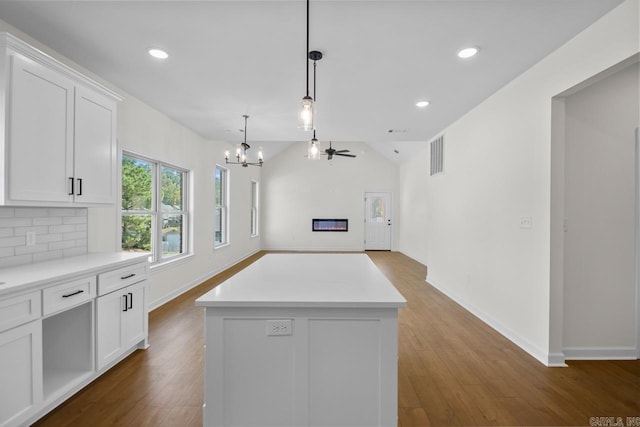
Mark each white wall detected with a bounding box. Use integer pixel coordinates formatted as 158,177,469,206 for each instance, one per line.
262,141,397,251
101,95,262,309
397,0,639,365
562,62,638,358
0,19,262,309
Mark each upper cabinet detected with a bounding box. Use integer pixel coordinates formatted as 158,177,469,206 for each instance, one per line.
0,32,121,206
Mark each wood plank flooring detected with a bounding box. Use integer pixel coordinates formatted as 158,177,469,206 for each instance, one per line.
33,251,639,426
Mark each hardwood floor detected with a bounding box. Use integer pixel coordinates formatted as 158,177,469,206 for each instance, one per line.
34,251,639,426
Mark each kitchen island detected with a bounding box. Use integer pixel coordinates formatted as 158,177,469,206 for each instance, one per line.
195,253,406,427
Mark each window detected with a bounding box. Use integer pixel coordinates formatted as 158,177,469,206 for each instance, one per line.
250,180,259,237
215,166,228,246
121,153,189,264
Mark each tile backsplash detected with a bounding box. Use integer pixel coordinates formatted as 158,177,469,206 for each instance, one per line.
0,207,88,268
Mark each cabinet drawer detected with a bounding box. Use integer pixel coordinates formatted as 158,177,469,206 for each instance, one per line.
0,291,41,333
98,262,147,296
43,276,96,316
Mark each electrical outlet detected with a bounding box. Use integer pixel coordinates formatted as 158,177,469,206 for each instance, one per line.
519,216,533,229
266,319,292,336
26,231,36,246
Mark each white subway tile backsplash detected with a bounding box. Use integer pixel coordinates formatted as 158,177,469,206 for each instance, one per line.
0,218,31,228
0,207,88,268
33,216,63,226
49,240,76,251
63,231,87,241
37,233,63,243
0,247,14,258
14,226,49,236
15,243,49,255
50,208,78,217
15,207,49,218
63,216,88,225
0,236,26,248
49,224,76,234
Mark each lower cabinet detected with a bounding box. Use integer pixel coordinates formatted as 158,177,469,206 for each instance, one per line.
0,320,42,427
96,280,147,370
0,255,148,427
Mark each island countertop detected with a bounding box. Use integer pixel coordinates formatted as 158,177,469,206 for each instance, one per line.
195,253,407,308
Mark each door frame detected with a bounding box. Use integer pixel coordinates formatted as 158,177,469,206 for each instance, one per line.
364,191,393,251
636,128,640,358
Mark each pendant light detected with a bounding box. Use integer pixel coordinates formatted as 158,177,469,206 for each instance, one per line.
299,0,314,131
225,115,263,167
308,129,320,160
307,51,323,160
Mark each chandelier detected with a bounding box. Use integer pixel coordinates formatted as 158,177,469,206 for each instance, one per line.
225,115,263,167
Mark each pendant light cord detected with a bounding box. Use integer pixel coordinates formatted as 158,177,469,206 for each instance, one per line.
306,0,310,98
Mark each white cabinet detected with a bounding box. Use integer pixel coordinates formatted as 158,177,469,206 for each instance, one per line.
7,54,74,204
96,272,147,370
0,32,120,206
0,253,149,426
71,85,117,204
0,293,43,427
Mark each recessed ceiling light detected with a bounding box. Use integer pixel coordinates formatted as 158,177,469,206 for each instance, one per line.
415,100,430,108
457,47,479,59
148,48,169,59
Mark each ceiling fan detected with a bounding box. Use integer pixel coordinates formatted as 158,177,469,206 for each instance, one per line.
324,141,356,160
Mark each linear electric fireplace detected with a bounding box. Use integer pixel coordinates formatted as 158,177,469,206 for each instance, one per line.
312,218,348,232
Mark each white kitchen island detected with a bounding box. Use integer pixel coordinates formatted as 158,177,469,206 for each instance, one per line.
195,253,406,427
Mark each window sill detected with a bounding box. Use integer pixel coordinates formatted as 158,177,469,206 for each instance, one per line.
149,253,194,272
214,242,230,250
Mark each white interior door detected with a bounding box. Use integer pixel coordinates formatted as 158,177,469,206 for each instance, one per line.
364,192,391,250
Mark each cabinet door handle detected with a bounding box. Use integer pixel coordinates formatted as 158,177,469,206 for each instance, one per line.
123,294,128,312
68,177,74,196
62,289,84,298
128,292,133,310
76,178,83,196
120,273,136,280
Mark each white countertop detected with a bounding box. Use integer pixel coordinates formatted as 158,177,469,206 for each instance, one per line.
196,253,407,308
0,252,149,297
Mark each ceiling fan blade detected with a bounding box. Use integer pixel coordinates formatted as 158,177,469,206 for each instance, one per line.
335,149,350,153
335,153,356,158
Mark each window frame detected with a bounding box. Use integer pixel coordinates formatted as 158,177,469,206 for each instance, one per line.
250,179,259,237
121,152,190,265
215,165,229,248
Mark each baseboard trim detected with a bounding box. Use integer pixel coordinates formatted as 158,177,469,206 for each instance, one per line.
398,250,428,267
148,249,261,311
563,346,638,360
427,277,560,367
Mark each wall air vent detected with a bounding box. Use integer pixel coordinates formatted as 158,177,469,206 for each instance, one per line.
430,135,444,176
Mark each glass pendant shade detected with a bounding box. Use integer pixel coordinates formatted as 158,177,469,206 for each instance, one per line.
299,95,314,131
308,136,320,160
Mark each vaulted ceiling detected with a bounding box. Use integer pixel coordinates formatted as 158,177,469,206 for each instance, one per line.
0,0,624,163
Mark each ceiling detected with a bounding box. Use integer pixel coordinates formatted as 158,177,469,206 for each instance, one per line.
0,0,624,164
